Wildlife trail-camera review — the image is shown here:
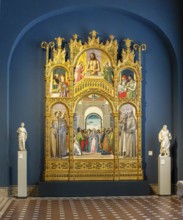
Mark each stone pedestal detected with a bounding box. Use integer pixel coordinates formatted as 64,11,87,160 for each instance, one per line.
158,156,171,195
18,151,27,197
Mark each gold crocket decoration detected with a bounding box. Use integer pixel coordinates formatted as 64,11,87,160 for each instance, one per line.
52,37,66,64
122,38,135,64
41,30,146,181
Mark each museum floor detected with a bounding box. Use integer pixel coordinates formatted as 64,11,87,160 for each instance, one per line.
0,195,183,220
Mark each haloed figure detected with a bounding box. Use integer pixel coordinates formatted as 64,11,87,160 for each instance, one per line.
87,52,101,75
74,62,84,83
126,75,136,98
89,128,99,153
103,62,114,84
58,112,68,157
50,120,58,157
125,110,137,157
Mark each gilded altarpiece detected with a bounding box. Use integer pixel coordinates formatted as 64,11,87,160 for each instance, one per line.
41,31,146,181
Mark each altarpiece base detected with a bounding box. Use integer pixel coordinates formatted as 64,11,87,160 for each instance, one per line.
41,31,146,181
39,180,149,197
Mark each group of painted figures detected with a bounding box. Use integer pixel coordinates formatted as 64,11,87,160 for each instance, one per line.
52,73,69,97
50,122,115,158
49,109,138,158
73,127,114,156
118,75,136,98
51,52,137,99
74,52,114,83
50,111,68,158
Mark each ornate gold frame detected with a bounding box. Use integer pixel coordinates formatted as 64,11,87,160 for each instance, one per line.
41,31,146,181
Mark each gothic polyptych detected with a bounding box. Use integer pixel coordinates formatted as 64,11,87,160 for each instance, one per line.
41,30,146,181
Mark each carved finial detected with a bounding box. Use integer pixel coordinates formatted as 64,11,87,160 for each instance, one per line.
41,41,55,64
73,34,78,40
41,41,48,49
141,44,147,51
109,35,115,41
121,38,135,64
133,43,147,65
124,38,133,48
90,30,98,38
55,37,64,48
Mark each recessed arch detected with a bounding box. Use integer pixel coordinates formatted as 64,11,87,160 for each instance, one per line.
74,93,113,131
6,3,181,184
85,113,102,130
84,106,103,120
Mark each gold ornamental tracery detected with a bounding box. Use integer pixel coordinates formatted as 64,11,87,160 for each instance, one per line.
41,30,146,181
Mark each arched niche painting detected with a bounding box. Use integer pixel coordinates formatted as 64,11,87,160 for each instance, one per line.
50,67,69,97
118,104,137,158
74,49,114,84
118,69,136,99
73,94,114,157
50,103,69,158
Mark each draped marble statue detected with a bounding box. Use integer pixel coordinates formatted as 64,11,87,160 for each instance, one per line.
158,125,172,156
17,122,27,151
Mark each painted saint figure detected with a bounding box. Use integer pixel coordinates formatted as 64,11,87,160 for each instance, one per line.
125,110,137,157
74,135,82,156
103,62,114,84
17,122,27,151
158,125,172,156
74,62,84,83
86,52,101,75
50,120,58,157
57,112,68,157
99,128,105,151
102,128,112,154
119,111,127,156
52,74,60,91
59,75,69,97
88,128,99,153
76,127,84,152
118,75,128,98
126,75,136,98
108,128,114,153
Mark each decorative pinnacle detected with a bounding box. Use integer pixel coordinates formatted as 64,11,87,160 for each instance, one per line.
109,35,115,41
124,38,133,48
73,34,78,40
90,30,98,38
55,37,64,47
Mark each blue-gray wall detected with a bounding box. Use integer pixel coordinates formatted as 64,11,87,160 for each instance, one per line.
0,0,182,187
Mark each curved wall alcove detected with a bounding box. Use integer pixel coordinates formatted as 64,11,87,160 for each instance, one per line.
8,6,176,186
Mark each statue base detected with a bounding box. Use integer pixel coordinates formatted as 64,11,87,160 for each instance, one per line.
18,151,27,197
38,180,150,197
158,156,171,195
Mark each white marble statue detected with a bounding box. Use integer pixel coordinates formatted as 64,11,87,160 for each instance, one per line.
17,122,27,151
158,125,172,156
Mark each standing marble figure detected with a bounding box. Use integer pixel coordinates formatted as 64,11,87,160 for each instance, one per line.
17,122,27,151
158,125,172,156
